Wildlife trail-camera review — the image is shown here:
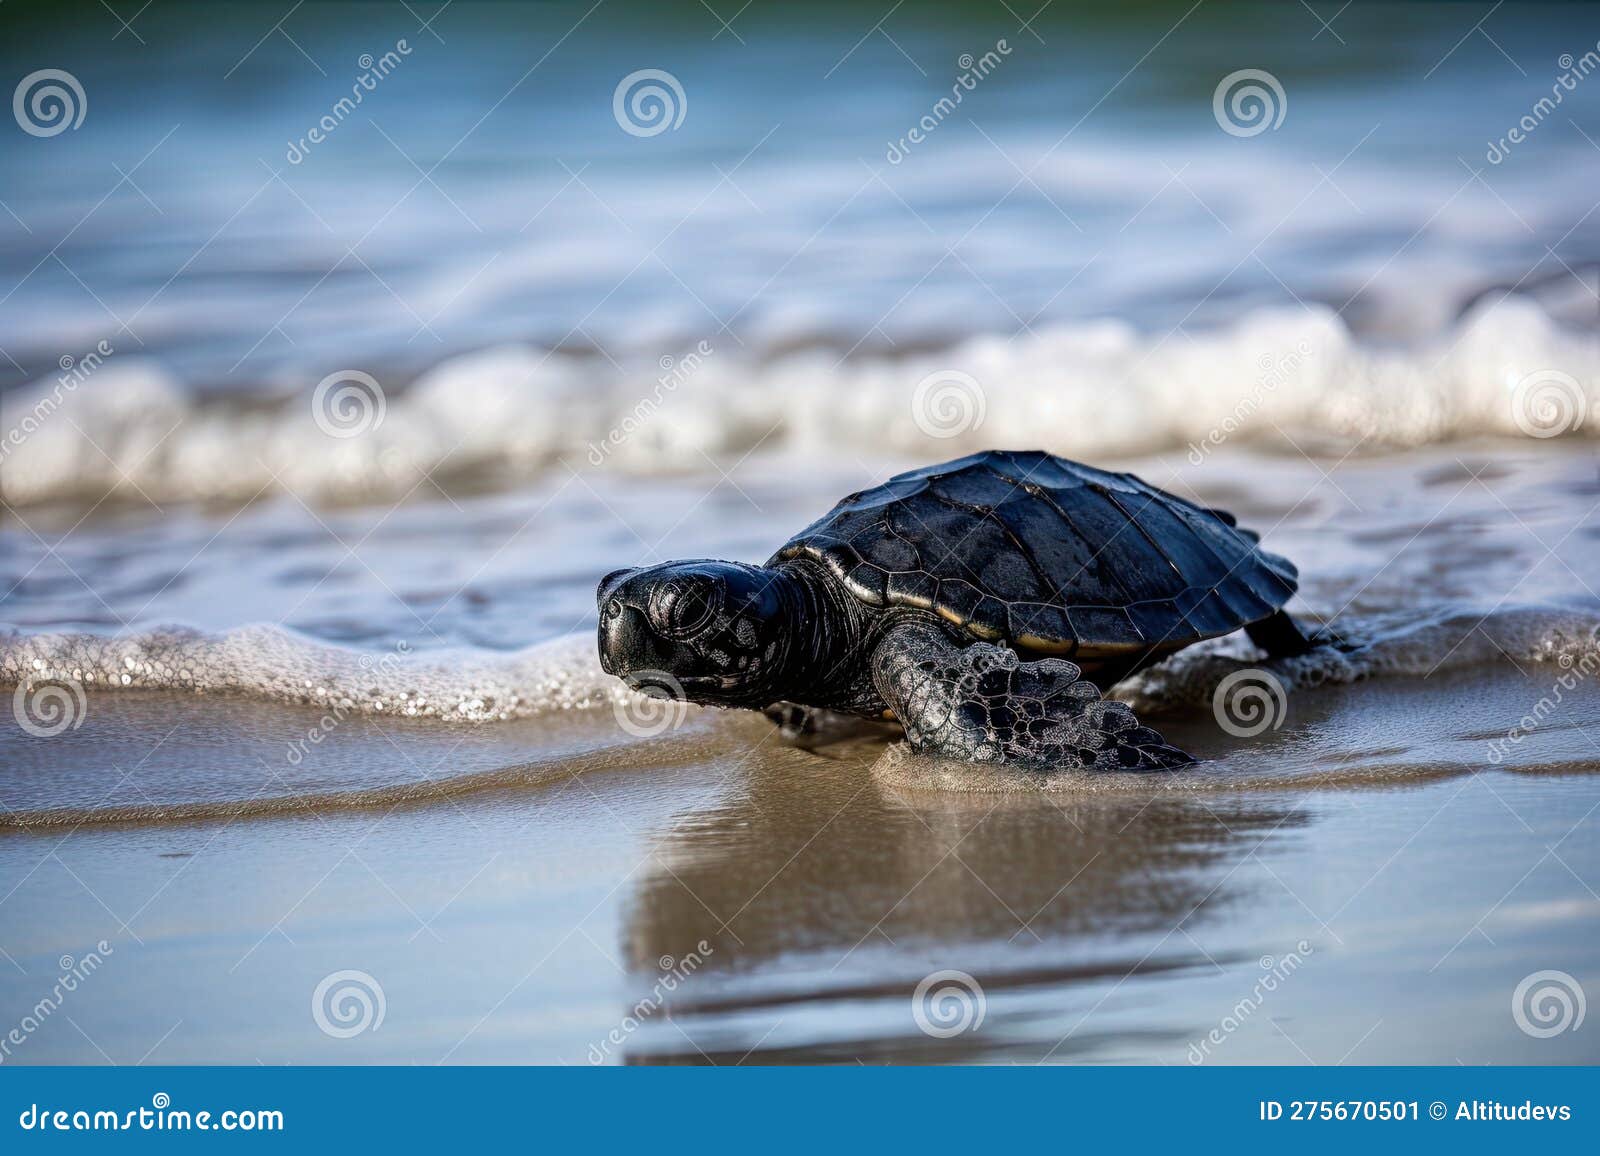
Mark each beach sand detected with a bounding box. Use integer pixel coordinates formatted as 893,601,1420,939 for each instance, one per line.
3,632,1598,1064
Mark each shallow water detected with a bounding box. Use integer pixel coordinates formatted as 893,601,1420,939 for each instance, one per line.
5,438,1600,736
3,440,1600,1062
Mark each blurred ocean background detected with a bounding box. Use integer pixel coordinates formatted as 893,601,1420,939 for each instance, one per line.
1,0,1597,375
1,0,1597,641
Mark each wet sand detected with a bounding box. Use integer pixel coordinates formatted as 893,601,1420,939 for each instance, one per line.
1,664,1596,1065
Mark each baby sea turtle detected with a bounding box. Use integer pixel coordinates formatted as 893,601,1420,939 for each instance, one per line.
597,450,1313,769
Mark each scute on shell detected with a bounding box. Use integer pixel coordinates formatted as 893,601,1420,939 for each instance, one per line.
772,449,1297,654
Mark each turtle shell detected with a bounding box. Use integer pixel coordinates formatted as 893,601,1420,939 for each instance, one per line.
770,450,1297,660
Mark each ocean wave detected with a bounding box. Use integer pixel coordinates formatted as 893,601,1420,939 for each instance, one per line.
0,296,1594,508
0,625,625,722
3,601,1597,723
1119,602,1600,712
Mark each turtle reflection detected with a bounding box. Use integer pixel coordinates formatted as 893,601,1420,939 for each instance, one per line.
612,732,1310,1064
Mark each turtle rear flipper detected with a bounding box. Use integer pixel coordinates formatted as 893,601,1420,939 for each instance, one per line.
1245,610,1356,657
870,622,1193,771
1245,609,1315,658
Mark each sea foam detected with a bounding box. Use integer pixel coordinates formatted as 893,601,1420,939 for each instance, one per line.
1,296,1593,508
4,602,1597,723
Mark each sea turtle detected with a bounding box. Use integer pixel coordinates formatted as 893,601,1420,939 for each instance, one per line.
596,450,1314,769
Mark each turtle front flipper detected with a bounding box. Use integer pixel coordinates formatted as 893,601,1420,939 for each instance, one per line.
870,622,1193,770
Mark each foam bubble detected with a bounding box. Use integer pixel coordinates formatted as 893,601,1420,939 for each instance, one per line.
0,625,638,722
4,603,1597,728
1117,602,1600,713
2,297,1594,508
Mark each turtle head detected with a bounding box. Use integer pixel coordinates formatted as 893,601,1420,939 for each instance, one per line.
597,560,796,707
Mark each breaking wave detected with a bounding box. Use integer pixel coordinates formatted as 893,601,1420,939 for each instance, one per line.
3,601,1597,723
1,296,1594,508
1118,602,1600,711
0,626,623,722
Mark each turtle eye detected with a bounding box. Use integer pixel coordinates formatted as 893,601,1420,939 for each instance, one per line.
648,577,722,640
